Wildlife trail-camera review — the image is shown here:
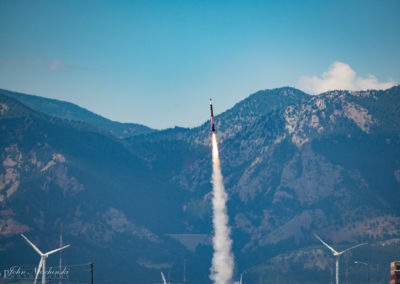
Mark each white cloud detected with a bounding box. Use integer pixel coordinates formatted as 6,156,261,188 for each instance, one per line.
48,59,66,71
296,61,397,94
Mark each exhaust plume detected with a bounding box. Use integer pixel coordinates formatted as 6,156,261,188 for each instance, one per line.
210,133,234,284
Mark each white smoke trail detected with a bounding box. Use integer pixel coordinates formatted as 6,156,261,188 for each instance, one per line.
210,133,234,284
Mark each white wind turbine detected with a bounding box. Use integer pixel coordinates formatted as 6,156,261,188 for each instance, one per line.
233,273,243,284
313,233,367,284
161,271,167,284
21,234,70,284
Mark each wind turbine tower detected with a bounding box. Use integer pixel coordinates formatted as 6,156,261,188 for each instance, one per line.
21,234,70,284
59,223,63,284
161,272,167,284
313,233,367,284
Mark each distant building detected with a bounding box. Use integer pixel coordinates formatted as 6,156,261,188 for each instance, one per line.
390,261,400,284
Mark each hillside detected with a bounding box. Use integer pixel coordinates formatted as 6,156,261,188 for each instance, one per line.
0,94,187,282
127,86,400,282
0,89,155,138
1,86,400,283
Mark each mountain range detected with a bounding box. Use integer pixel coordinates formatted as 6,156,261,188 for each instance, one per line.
1,86,399,283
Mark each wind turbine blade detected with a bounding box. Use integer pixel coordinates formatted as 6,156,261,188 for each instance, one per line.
338,242,368,255
161,272,167,284
313,233,338,255
21,234,43,255
45,244,71,256
34,257,43,284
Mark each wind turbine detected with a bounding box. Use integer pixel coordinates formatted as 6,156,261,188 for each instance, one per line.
161,272,167,284
21,234,70,284
233,273,243,284
313,233,367,284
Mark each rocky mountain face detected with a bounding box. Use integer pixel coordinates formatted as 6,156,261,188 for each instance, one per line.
0,93,187,282
1,86,400,283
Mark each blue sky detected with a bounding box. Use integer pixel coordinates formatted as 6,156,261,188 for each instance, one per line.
0,0,399,129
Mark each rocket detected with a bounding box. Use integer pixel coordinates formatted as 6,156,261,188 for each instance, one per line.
210,99,216,132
